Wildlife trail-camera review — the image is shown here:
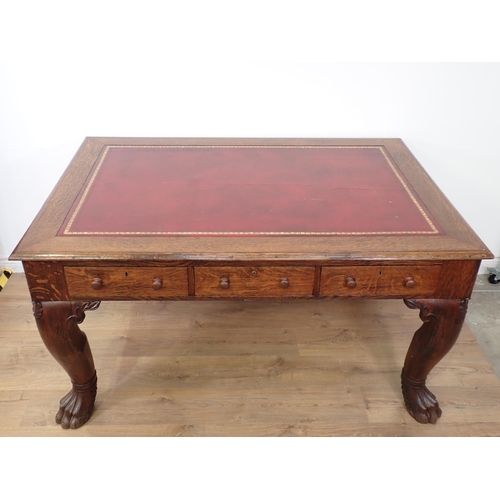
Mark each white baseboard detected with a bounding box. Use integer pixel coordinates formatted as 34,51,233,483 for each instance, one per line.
480,258,500,275
0,259,23,273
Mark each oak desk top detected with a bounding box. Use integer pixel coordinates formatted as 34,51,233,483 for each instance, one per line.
10,137,492,263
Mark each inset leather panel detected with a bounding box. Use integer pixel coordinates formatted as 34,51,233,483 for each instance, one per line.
58,146,442,236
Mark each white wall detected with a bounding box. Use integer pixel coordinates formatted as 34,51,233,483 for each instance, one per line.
1,62,499,272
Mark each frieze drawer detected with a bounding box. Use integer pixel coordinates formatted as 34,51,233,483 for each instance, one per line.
320,265,441,297
65,266,188,300
194,266,315,297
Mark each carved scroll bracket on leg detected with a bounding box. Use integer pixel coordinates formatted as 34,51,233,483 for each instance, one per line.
402,298,468,424
33,301,100,429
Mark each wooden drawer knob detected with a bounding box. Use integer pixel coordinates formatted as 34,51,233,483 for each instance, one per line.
404,276,416,288
280,277,290,289
220,277,230,290
345,276,356,289
91,277,103,290
152,278,163,290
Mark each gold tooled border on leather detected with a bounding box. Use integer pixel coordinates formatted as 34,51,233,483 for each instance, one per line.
62,145,440,236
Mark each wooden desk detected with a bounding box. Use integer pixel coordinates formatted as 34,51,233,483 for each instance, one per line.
10,138,493,429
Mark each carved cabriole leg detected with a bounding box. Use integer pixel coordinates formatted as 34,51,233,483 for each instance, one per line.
402,298,468,424
33,301,100,429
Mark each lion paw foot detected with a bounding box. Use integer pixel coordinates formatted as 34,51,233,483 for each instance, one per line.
401,371,442,424
56,372,97,429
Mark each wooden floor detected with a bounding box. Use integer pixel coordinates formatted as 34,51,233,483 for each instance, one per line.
1,273,500,436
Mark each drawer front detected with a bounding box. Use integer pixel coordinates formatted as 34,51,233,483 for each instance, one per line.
65,266,188,299
320,265,441,297
195,266,315,297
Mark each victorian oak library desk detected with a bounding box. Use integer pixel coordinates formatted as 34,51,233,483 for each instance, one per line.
10,138,493,429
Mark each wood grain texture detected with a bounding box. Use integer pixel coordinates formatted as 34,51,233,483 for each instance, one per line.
2,273,500,436
23,261,68,301
320,264,441,297
194,266,315,297
65,266,189,300
434,260,480,299
23,259,480,301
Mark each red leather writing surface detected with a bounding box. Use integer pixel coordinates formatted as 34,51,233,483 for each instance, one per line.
59,146,441,236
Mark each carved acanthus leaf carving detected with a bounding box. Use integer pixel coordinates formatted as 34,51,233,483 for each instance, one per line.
32,301,43,319
67,301,101,324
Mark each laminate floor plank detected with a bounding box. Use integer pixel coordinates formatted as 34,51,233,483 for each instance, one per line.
0,391,29,431
2,273,500,436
